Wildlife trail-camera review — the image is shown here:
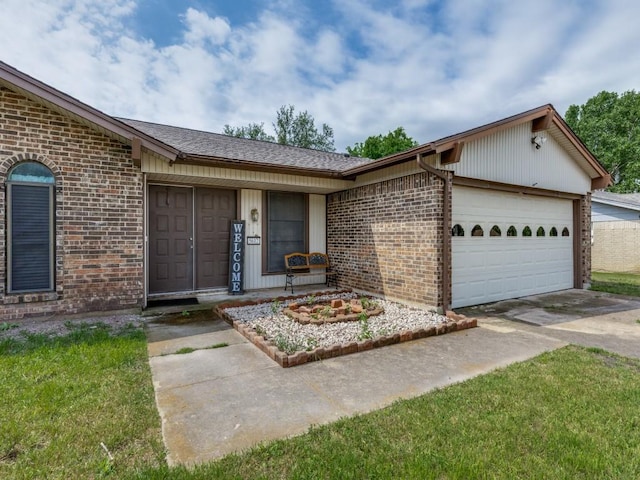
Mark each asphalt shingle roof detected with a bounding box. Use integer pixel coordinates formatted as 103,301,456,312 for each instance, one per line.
118,118,373,173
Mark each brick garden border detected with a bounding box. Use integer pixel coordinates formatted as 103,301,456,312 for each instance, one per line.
214,290,477,368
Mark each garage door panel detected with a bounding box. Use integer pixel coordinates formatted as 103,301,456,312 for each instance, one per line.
452,187,574,308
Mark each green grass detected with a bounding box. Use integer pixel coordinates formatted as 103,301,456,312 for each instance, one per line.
0,323,165,479
173,342,229,355
591,271,640,296
3,326,640,479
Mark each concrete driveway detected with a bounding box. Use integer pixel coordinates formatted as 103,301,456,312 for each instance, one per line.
457,288,640,359
146,288,640,466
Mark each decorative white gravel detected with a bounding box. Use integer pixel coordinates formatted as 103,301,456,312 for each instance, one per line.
223,292,449,353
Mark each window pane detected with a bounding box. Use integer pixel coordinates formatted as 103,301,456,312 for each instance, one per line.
9,162,55,184
10,184,52,291
451,224,464,236
267,192,306,272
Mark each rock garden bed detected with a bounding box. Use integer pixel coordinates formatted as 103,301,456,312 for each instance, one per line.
215,290,476,367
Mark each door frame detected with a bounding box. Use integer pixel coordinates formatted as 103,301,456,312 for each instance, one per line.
145,181,240,300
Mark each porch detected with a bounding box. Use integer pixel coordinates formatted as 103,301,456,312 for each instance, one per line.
144,283,339,316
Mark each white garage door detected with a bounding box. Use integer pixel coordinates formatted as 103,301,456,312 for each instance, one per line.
452,186,574,308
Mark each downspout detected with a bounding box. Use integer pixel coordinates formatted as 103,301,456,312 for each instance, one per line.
417,154,451,313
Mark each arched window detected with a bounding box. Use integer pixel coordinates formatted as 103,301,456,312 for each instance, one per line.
452,224,465,236
7,162,55,292
522,226,532,237
537,226,545,237
550,227,558,237
562,227,570,237
471,225,484,237
507,226,517,237
490,225,501,237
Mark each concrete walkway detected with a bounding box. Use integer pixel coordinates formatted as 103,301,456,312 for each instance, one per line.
146,289,640,466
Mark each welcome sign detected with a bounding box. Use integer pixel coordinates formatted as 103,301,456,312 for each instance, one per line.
228,220,245,294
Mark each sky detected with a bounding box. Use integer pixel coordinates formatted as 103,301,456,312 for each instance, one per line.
1,0,639,151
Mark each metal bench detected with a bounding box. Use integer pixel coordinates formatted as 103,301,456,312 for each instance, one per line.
284,252,338,294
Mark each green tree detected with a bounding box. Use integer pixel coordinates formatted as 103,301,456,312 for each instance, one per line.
224,105,335,152
273,105,335,152
346,127,418,159
223,122,274,142
565,90,640,192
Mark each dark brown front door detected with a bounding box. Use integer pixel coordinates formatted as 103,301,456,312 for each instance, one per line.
195,188,236,289
148,185,237,294
149,185,194,294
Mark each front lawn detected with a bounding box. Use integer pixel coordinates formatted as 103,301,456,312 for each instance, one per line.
3,323,640,479
0,324,165,479
591,271,640,296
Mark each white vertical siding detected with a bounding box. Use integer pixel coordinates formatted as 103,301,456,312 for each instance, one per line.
309,194,327,251
436,123,591,194
241,189,266,290
353,161,423,187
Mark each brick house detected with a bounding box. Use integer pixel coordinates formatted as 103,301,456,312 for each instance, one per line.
591,191,640,273
0,61,609,320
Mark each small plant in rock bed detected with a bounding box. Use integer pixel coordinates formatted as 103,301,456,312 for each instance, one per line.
360,297,379,310
270,299,282,315
254,325,266,336
274,333,303,354
360,297,371,310
320,305,332,318
305,337,319,351
306,294,317,306
357,312,373,341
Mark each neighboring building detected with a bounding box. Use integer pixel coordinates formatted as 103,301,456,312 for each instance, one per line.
0,61,609,320
591,191,640,273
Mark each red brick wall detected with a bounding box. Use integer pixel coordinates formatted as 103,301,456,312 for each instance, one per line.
0,87,144,320
327,171,447,307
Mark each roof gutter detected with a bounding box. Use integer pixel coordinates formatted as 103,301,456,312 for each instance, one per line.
341,143,436,178
417,154,451,314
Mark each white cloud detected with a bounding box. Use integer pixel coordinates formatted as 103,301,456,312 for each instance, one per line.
1,0,639,150
182,8,231,46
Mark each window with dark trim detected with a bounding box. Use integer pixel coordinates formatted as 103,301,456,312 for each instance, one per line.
537,226,545,237
265,191,308,273
490,225,501,237
562,227,570,237
7,162,55,292
451,224,465,236
471,225,484,236
550,227,558,237
522,226,532,237
507,226,517,237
